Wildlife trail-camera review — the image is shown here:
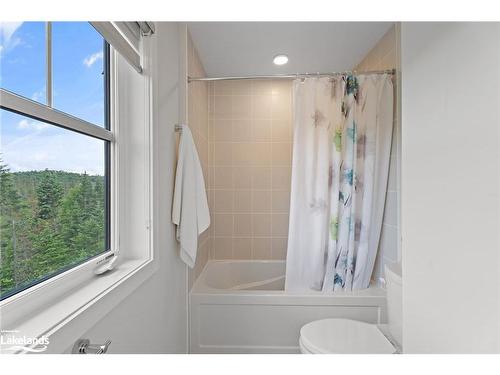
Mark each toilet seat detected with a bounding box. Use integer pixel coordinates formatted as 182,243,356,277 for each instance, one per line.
299,318,396,354
299,337,314,354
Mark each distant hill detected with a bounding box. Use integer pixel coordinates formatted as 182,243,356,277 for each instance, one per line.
11,170,104,200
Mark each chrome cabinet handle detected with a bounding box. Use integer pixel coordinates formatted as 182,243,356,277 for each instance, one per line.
73,339,112,354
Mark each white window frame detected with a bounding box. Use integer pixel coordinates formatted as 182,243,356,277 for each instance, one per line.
0,30,157,354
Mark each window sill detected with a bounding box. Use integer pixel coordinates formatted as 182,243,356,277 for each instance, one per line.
4,257,158,354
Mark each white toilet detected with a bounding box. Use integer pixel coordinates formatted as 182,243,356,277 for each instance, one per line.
299,263,402,354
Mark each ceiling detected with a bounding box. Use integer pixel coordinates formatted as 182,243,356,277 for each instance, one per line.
187,22,394,77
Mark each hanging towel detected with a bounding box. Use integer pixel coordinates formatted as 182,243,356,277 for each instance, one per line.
172,124,210,268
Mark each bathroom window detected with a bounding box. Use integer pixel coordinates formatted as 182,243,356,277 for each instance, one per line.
0,22,112,300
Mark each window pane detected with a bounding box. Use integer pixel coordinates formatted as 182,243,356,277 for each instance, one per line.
52,22,106,127
0,22,46,104
0,109,108,300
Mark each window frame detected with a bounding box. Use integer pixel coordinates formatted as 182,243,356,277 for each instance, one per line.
0,28,157,353
0,38,113,302
0,24,119,319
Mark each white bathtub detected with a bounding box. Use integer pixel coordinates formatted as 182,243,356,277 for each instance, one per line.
189,260,387,353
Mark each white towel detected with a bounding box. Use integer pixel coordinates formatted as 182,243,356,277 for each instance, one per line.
172,124,210,268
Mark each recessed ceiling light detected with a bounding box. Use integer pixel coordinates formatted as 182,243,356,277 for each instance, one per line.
273,54,288,66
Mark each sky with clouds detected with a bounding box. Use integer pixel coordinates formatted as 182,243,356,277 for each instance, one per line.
0,22,106,175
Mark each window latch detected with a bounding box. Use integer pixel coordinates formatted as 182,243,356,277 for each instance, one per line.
94,254,118,275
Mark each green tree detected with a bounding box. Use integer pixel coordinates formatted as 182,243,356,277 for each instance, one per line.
36,169,63,220
0,160,33,293
0,164,105,298
59,173,105,262
59,184,84,247
0,161,18,292
30,220,66,278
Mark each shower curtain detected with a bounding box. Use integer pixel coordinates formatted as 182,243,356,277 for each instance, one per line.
285,74,393,292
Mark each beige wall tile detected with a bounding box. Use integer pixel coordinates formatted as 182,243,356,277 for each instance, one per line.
271,237,288,260
207,237,214,259
251,80,273,96
213,119,233,142
253,213,271,236
213,166,233,189
214,213,233,236
207,189,214,210
272,166,291,190
208,87,214,116
232,95,252,117
234,214,252,236
252,238,272,259
232,119,252,142
252,190,271,213
233,166,252,189
213,142,233,166
251,166,272,190
270,80,292,96
214,237,233,259
271,93,292,120
233,142,254,166
213,81,232,95
214,190,234,212
272,120,292,142
213,96,232,118
272,213,289,236
208,79,294,260
252,119,272,141
232,81,252,96
272,142,292,165
272,190,290,213
252,143,272,166
233,238,252,259
234,190,252,213
252,95,272,118
208,141,214,166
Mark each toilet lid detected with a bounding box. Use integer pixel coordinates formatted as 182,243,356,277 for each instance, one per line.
300,319,396,354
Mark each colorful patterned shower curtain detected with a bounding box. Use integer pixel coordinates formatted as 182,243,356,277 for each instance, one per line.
285,74,393,292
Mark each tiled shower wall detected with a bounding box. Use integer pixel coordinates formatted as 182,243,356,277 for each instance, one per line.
190,24,401,280
207,80,293,260
187,33,210,288
356,24,402,282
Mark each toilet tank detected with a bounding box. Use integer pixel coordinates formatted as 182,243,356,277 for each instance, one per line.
384,263,402,347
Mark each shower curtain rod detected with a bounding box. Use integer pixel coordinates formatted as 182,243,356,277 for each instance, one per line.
188,68,396,82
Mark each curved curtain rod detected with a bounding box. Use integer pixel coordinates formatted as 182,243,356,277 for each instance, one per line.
188,68,396,82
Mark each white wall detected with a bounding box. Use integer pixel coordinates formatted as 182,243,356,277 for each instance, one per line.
67,23,188,354
401,22,500,353
186,29,211,289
